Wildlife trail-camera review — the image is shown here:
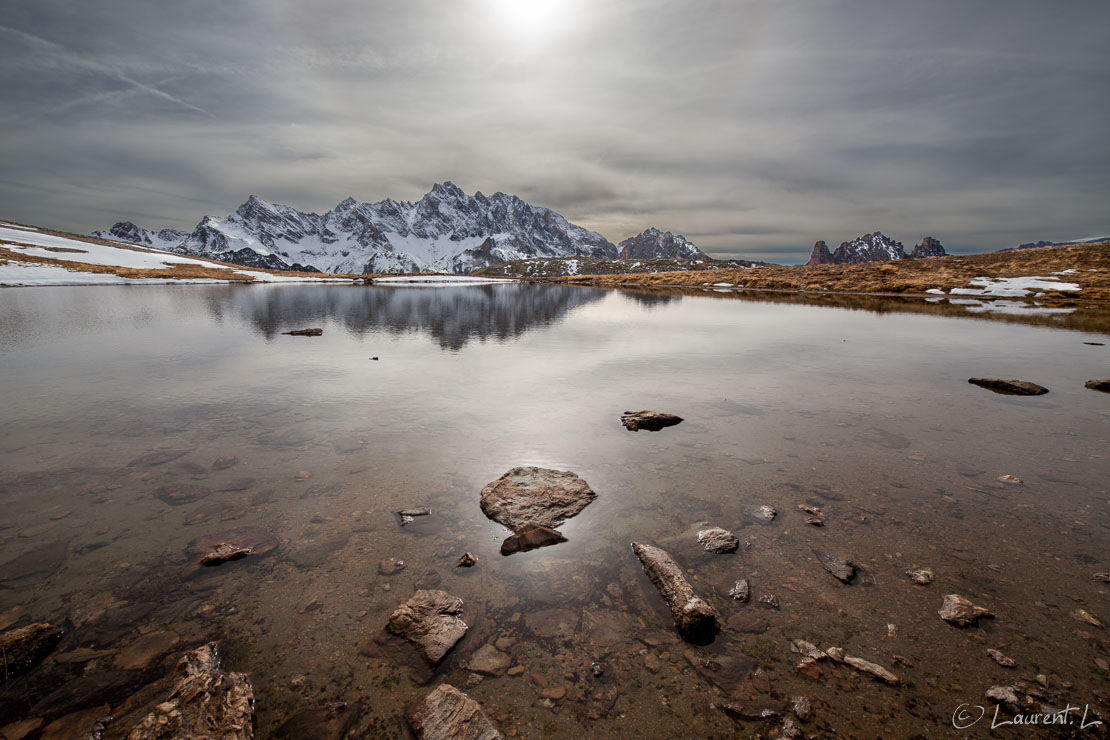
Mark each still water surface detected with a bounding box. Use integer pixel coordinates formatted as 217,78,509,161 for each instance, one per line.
1,284,1107,737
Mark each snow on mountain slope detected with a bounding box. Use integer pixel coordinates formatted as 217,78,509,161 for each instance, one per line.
617,228,708,259
93,182,618,275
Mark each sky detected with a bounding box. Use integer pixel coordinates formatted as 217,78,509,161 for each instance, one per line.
1,0,1108,263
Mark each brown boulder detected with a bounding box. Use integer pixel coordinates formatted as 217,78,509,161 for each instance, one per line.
620,411,684,432
126,643,254,739
387,590,467,666
408,684,502,740
479,467,596,532
0,622,63,684
631,542,720,643
968,378,1048,395
939,594,993,627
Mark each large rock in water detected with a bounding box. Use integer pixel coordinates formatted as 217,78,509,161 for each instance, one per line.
631,542,720,643
408,684,502,740
126,642,254,739
1085,379,1110,393
620,411,683,432
968,378,1049,396
387,590,467,666
479,467,596,532
0,623,64,684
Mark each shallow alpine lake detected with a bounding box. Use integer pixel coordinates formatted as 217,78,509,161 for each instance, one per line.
1,283,1107,738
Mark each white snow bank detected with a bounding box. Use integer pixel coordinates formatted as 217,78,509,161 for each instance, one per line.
713,282,733,287
0,221,39,231
925,288,945,295
949,275,1080,298
1,226,233,271
0,262,224,286
371,275,515,286
1,226,354,286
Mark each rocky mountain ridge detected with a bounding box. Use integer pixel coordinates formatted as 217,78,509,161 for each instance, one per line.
93,184,705,275
807,232,946,265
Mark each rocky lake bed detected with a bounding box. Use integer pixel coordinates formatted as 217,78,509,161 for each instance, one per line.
0,283,1108,738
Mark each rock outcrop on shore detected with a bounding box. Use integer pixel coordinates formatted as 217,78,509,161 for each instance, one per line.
0,623,63,684
126,643,254,739
806,233,947,265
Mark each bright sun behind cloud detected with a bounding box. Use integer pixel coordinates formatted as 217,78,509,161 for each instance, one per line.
488,0,575,41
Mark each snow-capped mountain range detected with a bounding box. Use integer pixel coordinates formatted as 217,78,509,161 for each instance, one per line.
807,232,946,265
93,183,698,275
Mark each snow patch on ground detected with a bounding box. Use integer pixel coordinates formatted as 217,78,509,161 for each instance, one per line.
1,226,353,286
925,288,946,295
371,275,515,286
0,262,224,286
949,275,1081,298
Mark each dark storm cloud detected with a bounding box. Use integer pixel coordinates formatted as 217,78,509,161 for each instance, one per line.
1,0,1107,262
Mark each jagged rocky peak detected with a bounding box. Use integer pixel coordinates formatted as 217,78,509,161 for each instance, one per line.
618,228,708,260
834,232,906,263
806,232,947,265
92,183,619,275
911,236,946,258
99,221,151,245
808,240,834,265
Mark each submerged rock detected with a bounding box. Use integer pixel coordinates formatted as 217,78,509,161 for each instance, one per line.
1086,379,1110,393
0,622,63,684
620,410,684,432
387,590,467,666
813,549,856,583
274,702,359,740
987,648,1016,667
843,654,900,685
408,684,502,740
752,505,777,523
126,642,254,739
720,699,785,721
727,579,750,602
154,484,212,506
500,523,567,555
399,507,431,527
791,695,813,722
127,449,191,467
0,539,70,584
468,644,511,676
631,542,720,643
1094,572,1110,583
113,631,180,670
697,526,739,553
186,526,277,573
1071,608,1102,627
968,378,1049,395
200,543,253,567
939,594,993,626
480,467,596,532
379,557,406,575
905,566,934,586
282,327,323,336
457,552,478,568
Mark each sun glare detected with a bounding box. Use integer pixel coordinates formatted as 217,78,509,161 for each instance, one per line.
489,0,573,40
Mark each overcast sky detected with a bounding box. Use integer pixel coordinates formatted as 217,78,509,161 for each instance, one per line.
1,1,1107,263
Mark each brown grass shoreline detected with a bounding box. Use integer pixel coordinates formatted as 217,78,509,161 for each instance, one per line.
542,242,1110,309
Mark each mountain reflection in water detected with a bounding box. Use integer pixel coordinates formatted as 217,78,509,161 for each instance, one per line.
198,283,608,350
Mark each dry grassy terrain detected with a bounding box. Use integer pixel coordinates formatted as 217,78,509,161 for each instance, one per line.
547,243,1110,308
